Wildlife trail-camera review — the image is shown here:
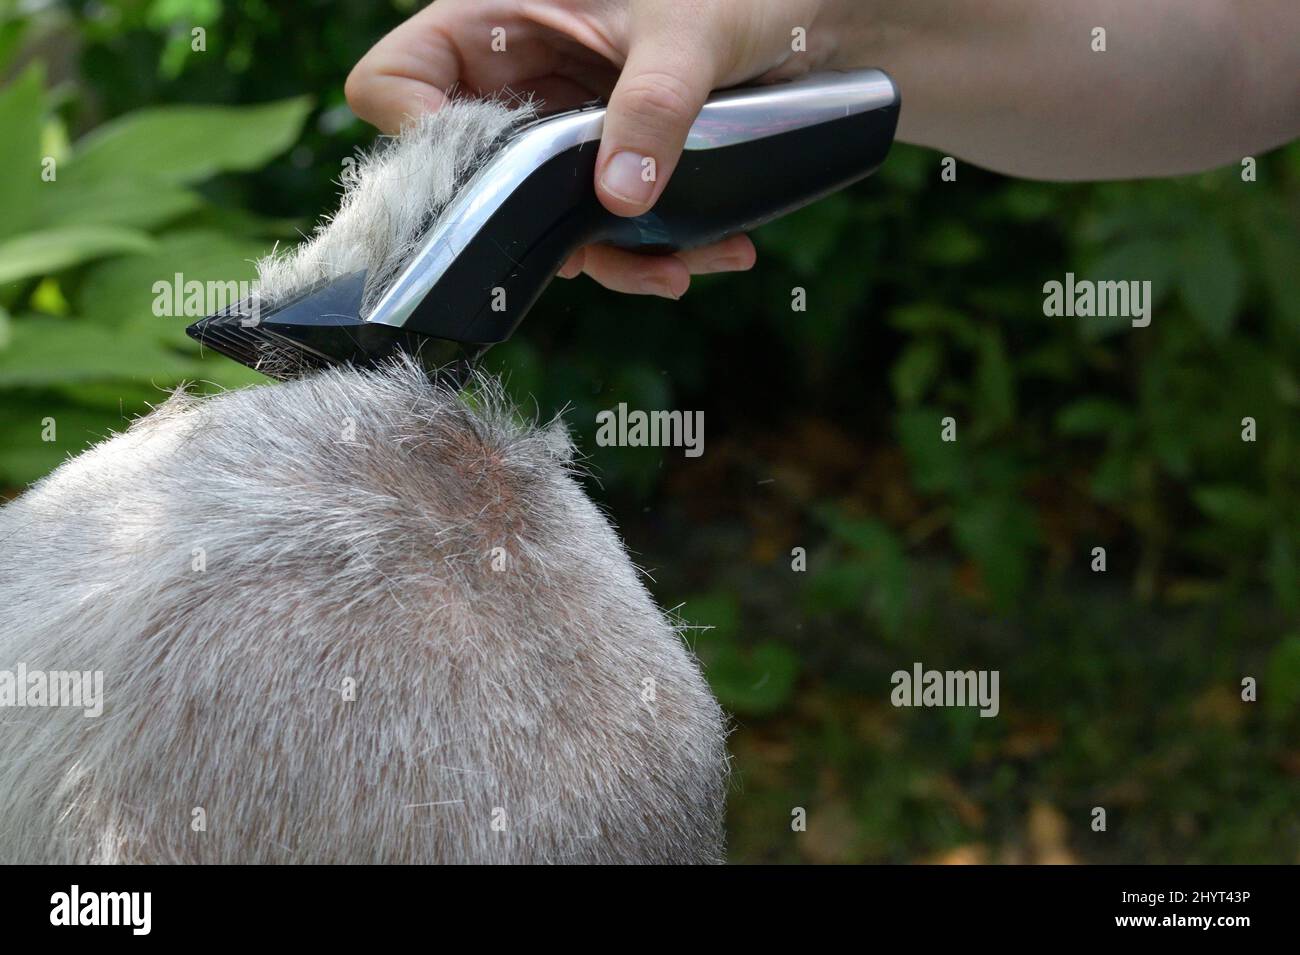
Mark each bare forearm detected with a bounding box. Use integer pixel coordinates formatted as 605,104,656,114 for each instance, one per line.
830,0,1300,180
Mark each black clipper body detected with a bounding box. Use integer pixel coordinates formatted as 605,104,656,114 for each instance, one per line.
188,69,900,379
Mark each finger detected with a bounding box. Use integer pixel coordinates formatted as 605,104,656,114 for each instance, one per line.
580,245,692,298
348,3,617,133
564,234,754,290
558,249,586,279
595,23,719,217
345,4,461,134
672,234,757,274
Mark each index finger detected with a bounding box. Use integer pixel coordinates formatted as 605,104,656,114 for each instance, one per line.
345,4,466,133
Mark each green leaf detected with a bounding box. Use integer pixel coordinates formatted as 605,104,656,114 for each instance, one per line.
952,494,1039,606
0,315,195,387
0,65,47,241
70,96,313,186
891,338,942,405
485,339,543,406
973,327,1015,435
679,593,799,714
40,167,203,231
30,277,69,315
920,221,984,266
1250,208,1300,331
151,1,223,77
1018,341,1080,382
697,637,800,717
1086,237,1177,294
1001,182,1059,222
803,557,873,616
814,509,911,637
1075,238,1174,341
1192,485,1272,531
1055,398,1134,436
875,142,930,193
610,361,672,412
0,226,156,286
890,303,979,348
146,0,224,29
1178,223,1243,339
680,594,741,644
181,204,307,241
1264,635,1300,720
0,17,32,75
0,399,128,487
75,228,268,332
754,194,856,274
1268,534,1300,614
1090,446,1136,502
897,408,967,495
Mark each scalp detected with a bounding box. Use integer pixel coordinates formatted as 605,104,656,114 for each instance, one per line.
0,359,728,863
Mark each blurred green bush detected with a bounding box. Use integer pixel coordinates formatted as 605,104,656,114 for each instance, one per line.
0,57,308,478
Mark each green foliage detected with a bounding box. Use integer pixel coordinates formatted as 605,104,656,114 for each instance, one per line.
0,64,48,235
70,97,312,186
1265,635,1300,721
681,593,800,716
808,505,911,638
0,225,157,285
0,58,309,484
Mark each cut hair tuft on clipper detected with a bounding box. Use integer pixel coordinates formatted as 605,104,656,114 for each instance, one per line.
186,69,900,383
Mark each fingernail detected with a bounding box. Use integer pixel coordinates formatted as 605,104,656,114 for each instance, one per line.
600,151,656,206
704,256,749,273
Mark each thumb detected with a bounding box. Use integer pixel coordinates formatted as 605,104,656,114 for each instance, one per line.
596,37,717,217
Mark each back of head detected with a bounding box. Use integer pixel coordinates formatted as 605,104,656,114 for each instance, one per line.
0,359,727,863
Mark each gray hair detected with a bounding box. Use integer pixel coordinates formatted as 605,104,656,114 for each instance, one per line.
0,360,728,863
255,98,532,315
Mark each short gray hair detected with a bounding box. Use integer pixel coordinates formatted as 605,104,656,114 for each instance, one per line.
0,360,728,863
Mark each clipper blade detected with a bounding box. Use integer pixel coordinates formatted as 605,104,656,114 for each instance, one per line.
185,271,476,384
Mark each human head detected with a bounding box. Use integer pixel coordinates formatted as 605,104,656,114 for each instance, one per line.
0,360,727,863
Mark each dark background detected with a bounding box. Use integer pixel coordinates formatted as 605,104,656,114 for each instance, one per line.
1,0,1297,863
